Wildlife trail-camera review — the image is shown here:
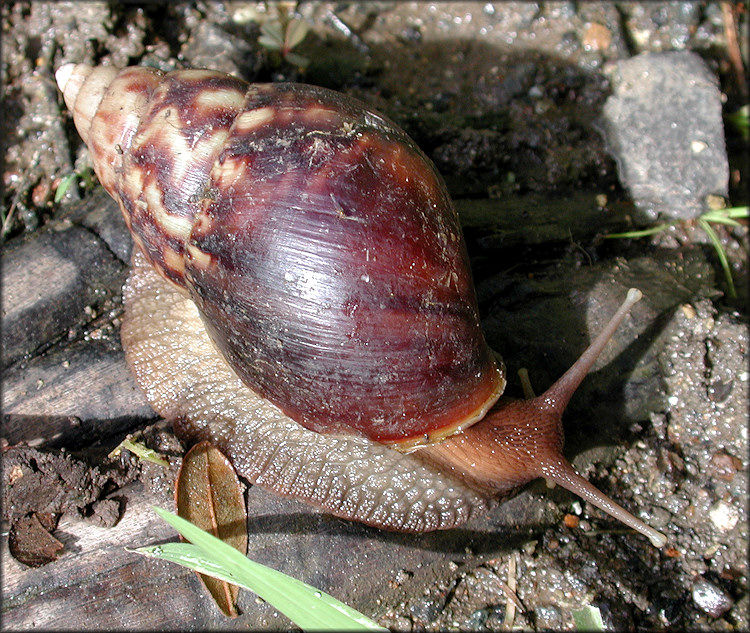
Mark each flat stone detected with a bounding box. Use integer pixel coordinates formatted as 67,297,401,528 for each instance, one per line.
599,51,729,222
1,223,125,369
2,338,155,448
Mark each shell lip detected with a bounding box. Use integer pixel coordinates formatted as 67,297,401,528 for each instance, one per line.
388,356,507,454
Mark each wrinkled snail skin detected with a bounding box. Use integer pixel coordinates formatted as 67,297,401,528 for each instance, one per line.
57,63,667,547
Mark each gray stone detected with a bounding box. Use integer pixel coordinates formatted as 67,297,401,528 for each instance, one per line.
692,577,733,617
1,222,126,369
599,51,729,222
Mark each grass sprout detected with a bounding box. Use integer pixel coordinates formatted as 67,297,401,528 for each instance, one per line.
605,206,748,299
258,17,310,68
54,167,96,203
699,216,737,298
108,438,169,467
135,507,387,631
54,172,78,203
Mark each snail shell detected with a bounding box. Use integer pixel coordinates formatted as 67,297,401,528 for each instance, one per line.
57,63,667,546
56,63,504,449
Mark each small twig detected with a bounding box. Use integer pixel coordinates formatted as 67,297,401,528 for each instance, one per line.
502,552,520,629
2,188,23,236
569,229,593,266
2,150,41,236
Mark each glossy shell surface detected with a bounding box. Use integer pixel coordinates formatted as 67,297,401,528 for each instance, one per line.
59,64,505,446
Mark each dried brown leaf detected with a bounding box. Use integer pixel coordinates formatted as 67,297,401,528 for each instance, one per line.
176,441,248,617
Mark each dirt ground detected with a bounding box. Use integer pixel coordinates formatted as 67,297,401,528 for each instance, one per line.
2,2,748,631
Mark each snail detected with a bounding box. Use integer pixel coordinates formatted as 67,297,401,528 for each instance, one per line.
56,63,666,547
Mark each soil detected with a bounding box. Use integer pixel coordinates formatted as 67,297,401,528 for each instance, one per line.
2,2,748,631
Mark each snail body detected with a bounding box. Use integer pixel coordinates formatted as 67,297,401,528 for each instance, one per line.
57,63,666,546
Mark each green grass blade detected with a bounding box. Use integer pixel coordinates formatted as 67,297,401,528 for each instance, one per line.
699,217,737,299
135,507,387,632
724,206,749,218
702,206,749,226
703,216,743,227
54,173,77,203
604,223,670,239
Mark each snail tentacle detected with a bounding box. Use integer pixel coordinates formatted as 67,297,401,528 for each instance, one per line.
421,289,667,546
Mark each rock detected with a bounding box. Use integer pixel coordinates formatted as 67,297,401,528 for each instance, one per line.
708,500,740,532
599,51,729,222
1,222,125,369
692,577,734,618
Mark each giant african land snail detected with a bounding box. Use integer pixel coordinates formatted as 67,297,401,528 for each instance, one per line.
56,63,667,547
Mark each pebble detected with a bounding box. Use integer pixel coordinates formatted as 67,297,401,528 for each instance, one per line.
644,505,673,529
710,451,743,480
563,514,580,528
708,500,740,532
692,578,733,617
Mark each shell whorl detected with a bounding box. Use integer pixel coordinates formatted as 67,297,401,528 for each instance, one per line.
58,64,249,288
